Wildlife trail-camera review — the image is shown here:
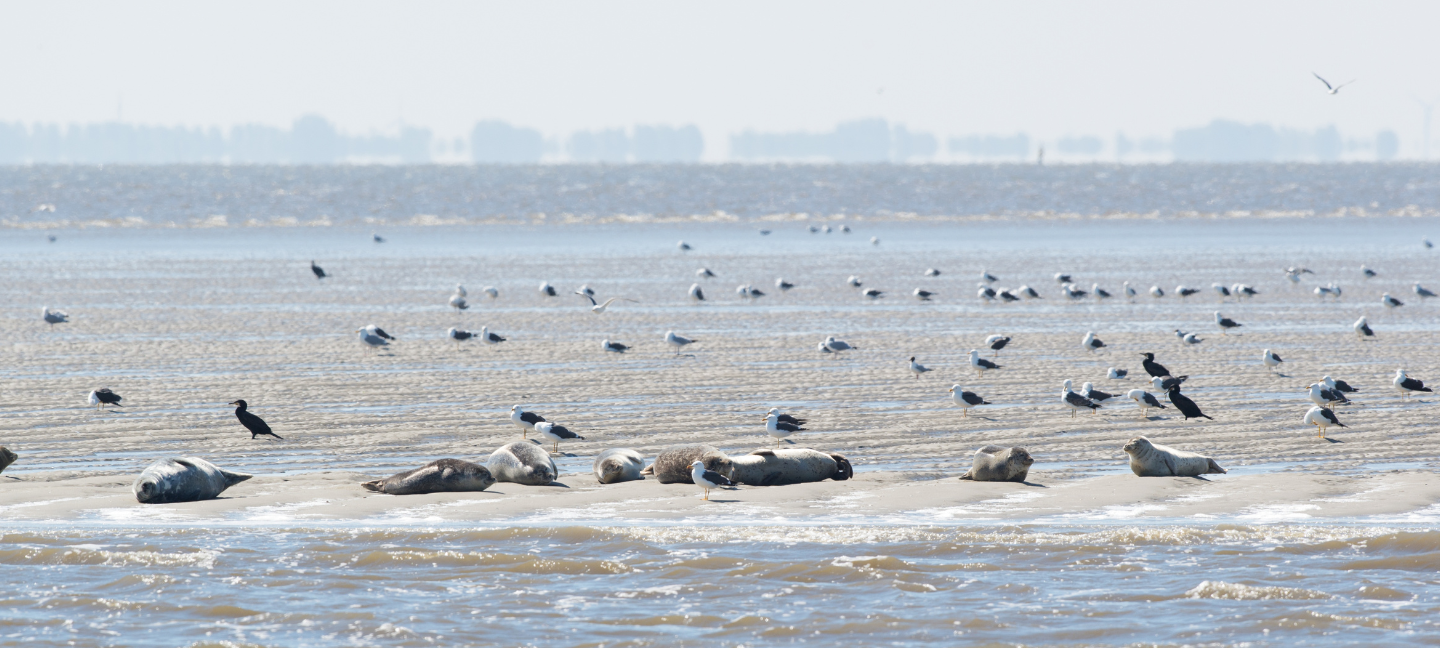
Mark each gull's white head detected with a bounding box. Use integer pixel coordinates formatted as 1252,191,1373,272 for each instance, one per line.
1063,379,1074,391
949,384,961,393
968,349,979,358
690,460,705,470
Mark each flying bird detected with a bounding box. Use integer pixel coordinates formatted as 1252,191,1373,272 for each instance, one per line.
579,294,637,314
230,400,281,440
1312,72,1355,95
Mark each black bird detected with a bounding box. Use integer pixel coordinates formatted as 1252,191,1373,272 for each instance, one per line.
89,388,123,410
1140,352,1170,378
229,400,282,440
913,289,936,301
311,261,327,279
1166,387,1212,421
373,233,385,243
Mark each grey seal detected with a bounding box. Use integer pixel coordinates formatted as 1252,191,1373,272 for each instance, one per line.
727,448,853,486
640,444,732,484
362,459,496,495
486,441,557,485
958,445,1034,482
0,446,15,475
133,457,252,504
1122,436,1226,477
593,448,645,484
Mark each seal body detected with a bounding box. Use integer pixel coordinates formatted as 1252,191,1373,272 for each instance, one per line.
0,446,15,474
641,444,732,484
728,448,853,486
593,448,645,484
959,445,1034,482
1122,436,1226,477
486,441,557,485
133,457,252,504
362,459,495,495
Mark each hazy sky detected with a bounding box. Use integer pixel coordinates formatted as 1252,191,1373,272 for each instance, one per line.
2,0,1435,157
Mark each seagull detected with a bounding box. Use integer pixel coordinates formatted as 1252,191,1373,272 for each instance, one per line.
759,229,771,235
1123,282,1137,301
1303,406,1345,439
1081,382,1114,403
808,225,819,233
1315,285,1338,300
1177,285,1200,298
449,292,469,311
357,325,394,348
1140,352,1170,378
689,460,734,501
997,289,1020,302
1082,331,1106,353
535,422,583,453
1212,283,1230,300
575,285,595,297
510,405,546,439
42,307,68,326
1127,389,1166,418
776,278,795,291
985,335,1011,355
909,356,933,379
1174,329,1188,343
88,388,122,410
948,384,989,417
373,233,385,243
820,336,856,354
665,330,696,354
479,326,506,348
1151,375,1188,392
1361,265,1377,279
765,408,807,426
1108,367,1129,380
863,289,884,300
482,286,499,299
229,400,281,440
1182,332,1203,346
1394,369,1432,399
539,282,557,297
1426,238,1434,249
454,285,468,298
1149,286,1165,298
1383,293,1404,308
822,225,832,233
1263,348,1283,372
1234,284,1259,299
1165,386,1212,421
1354,316,1375,339
689,284,706,302
602,339,630,354
1313,72,1355,95
1019,285,1042,299
1092,284,1112,299
1062,284,1087,300
870,236,880,245
978,285,997,302
311,261,327,279
913,288,936,301
1055,273,1072,284
847,275,863,288
1323,375,1359,394
1308,382,1350,409
678,241,692,251
697,268,715,279
1062,379,1102,417
1214,312,1242,335
981,270,998,283
1414,283,1437,299
924,268,942,277
579,295,637,314
763,412,803,442
968,349,1000,378
447,327,474,349
841,225,851,233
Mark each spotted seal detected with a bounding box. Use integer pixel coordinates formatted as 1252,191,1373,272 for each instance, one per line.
958,445,1034,482
486,441,557,485
133,457,252,504
1122,436,1226,477
362,459,495,495
727,448,853,486
640,444,732,484
0,446,15,475
593,448,646,484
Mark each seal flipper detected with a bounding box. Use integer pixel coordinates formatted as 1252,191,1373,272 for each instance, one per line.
1161,453,1177,476
958,469,975,481
361,480,385,492
830,453,853,480
220,469,253,487
1206,459,1227,474
640,463,654,475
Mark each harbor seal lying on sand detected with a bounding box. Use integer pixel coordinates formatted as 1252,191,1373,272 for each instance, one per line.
959,445,1034,482
362,459,495,495
728,448,853,486
593,448,645,484
486,441,557,485
1122,436,1226,477
641,444,732,484
133,457,252,504
0,446,15,475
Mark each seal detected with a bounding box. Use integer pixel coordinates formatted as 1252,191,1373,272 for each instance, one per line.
727,448,853,486
593,448,645,484
958,445,1034,482
1122,436,1226,477
133,457,252,504
0,446,16,475
362,459,496,495
486,441,557,485
640,444,732,484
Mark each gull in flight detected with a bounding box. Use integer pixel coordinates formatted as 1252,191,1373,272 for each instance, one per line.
1312,72,1355,95
577,293,637,314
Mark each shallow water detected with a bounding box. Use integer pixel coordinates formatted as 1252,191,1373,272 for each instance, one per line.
5,524,1440,647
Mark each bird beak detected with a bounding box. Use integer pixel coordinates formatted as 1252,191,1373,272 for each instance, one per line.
948,388,954,392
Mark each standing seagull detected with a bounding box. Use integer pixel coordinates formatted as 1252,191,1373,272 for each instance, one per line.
1303,406,1345,439
864,289,885,300
948,385,989,417
42,307,68,326
602,339,630,354
913,288,937,301
1055,273,1073,284
985,334,1012,356
847,275,863,288
1081,382,1114,403
447,327,474,350
1262,348,1284,373
678,241,692,251
357,325,395,349
478,326,506,348
1123,282,1137,301
664,330,696,355
776,278,795,291
373,233,385,243
924,268,942,277
689,460,734,501
510,405,546,438
1212,283,1230,300
697,268,716,279
1061,380,1102,417
1354,316,1375,339
1214,312,1242,335
1361,265,1377,279
763,412,803,442
534,422,584,454
1150,286,1165,298
1312,72,1355,95
688,284,706,302
1151,375,1189,392
449,291,469,312
88,388,122,410
539,282,557,297
968,349,1000,378
1126,389,1166,419
1382,293,1404,309
1308,382,1350,409
1082,331,1106,353
483,286,499,300
765,409,807,426
909,357,933,379
311,261,328,279
981,270,998,283
1166,386,1212,421
1394,369,1433,399
229,400,282,440
1020,285,1042,299
1415,283,1437,299
1183,332,1204,346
